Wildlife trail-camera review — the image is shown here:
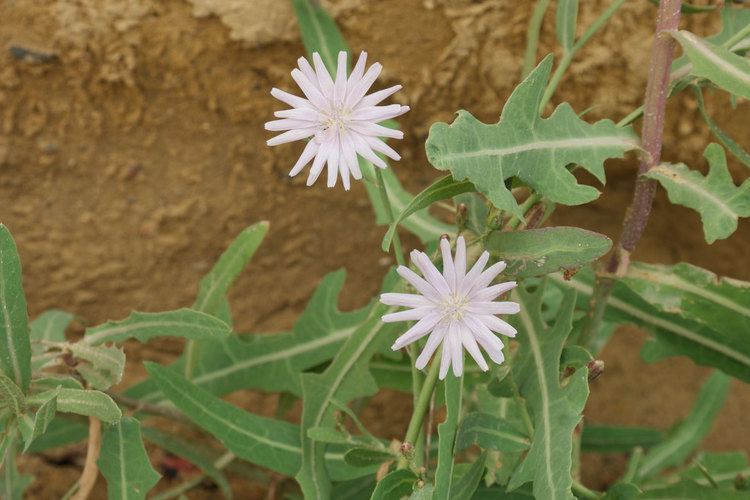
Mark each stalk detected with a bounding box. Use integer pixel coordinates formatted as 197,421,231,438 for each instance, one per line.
397,356,441,470
70,417,102,500
578,0,682,350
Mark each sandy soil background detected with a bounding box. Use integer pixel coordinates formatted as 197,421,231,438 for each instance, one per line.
0,0,748,497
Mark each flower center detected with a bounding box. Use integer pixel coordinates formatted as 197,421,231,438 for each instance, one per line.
324,103,349,132
441,292,468,322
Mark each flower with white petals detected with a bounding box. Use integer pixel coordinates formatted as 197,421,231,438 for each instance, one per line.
381,237,520,379
265,51,409,190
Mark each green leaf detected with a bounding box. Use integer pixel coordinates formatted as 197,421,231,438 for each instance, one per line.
671,30,750,99
67,343,125,390
636,371,730,481
433,374,463,500
0,374,25,420
83,309,231,346
456,412,530,453
26,416,87,453
193,221,268,316
621,261,750,344
291,0,452,243
425,56,639,215
644,144,750,243
679,452,750,489
550,269,750,383
370,469,417,500
692,86,750,168
28,388,121,423
507,283,589,500
454,193,489,236
145,363,373,481
581,425,664,453
31,375,84,391
484,227,612,277
128,270,374,402
19,388,57,452
0,438,34,500
343,448,395,468
604,482,640,500
638,479,748,499
0,225,31,393
382,175,474,251
295,273,398,499
30,310,73,343
30,310,74,370
141,426,232,499
450,452,488,500
555,0,578,53
98,417,160,499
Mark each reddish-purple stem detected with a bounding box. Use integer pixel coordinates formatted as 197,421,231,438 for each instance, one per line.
580,0,682,349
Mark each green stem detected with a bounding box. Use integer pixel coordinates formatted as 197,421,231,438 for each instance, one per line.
572,481,602,499
623,446,643,483
723,21,750,51
184,340,199,379
522,0,553,79
375,168,406,267
540,0,629,112
398,356,441,470
152,452,236,500
504,193,543,230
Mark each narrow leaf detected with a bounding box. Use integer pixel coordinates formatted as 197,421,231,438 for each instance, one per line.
0,438,33,500
27,416,87,453
581,424,664,453
0,374,25,419
0,225,31,393
19,389,58,452
671,30,750,99
636,371,730,481
692,86,750,168
638,479,748,499
343,448,395,468
127,270,374,402
141,426,232,499
98,417,160,499
145,363,373,481
29,388,121,423
84,309,231,345
508,284,589,500
371,469,417,500
485,227,612,277
382,176,474,251
555,0,578,53
193,221,268,316
433,374,463,500
644,144,750,243
551,268,750,383
450,452,488,500
456,412,530,453
426,56,639,215
296,273,398,499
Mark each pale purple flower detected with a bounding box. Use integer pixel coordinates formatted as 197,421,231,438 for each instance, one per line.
381,237,520,379
265,50,409,190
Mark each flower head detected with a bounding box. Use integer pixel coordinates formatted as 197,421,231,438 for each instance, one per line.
381,236,520,379
265,51,409,190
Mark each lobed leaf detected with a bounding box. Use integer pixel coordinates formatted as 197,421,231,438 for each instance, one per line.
426,56,639,215
382,175,474,251
67,343,125,390
671,30,750,99
84,309,231,346
97,416,161,500
484,226,612,277
507,283,589,500
0,225,31,393
644,144,750,243
636,371,730,481
692,86,750,169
